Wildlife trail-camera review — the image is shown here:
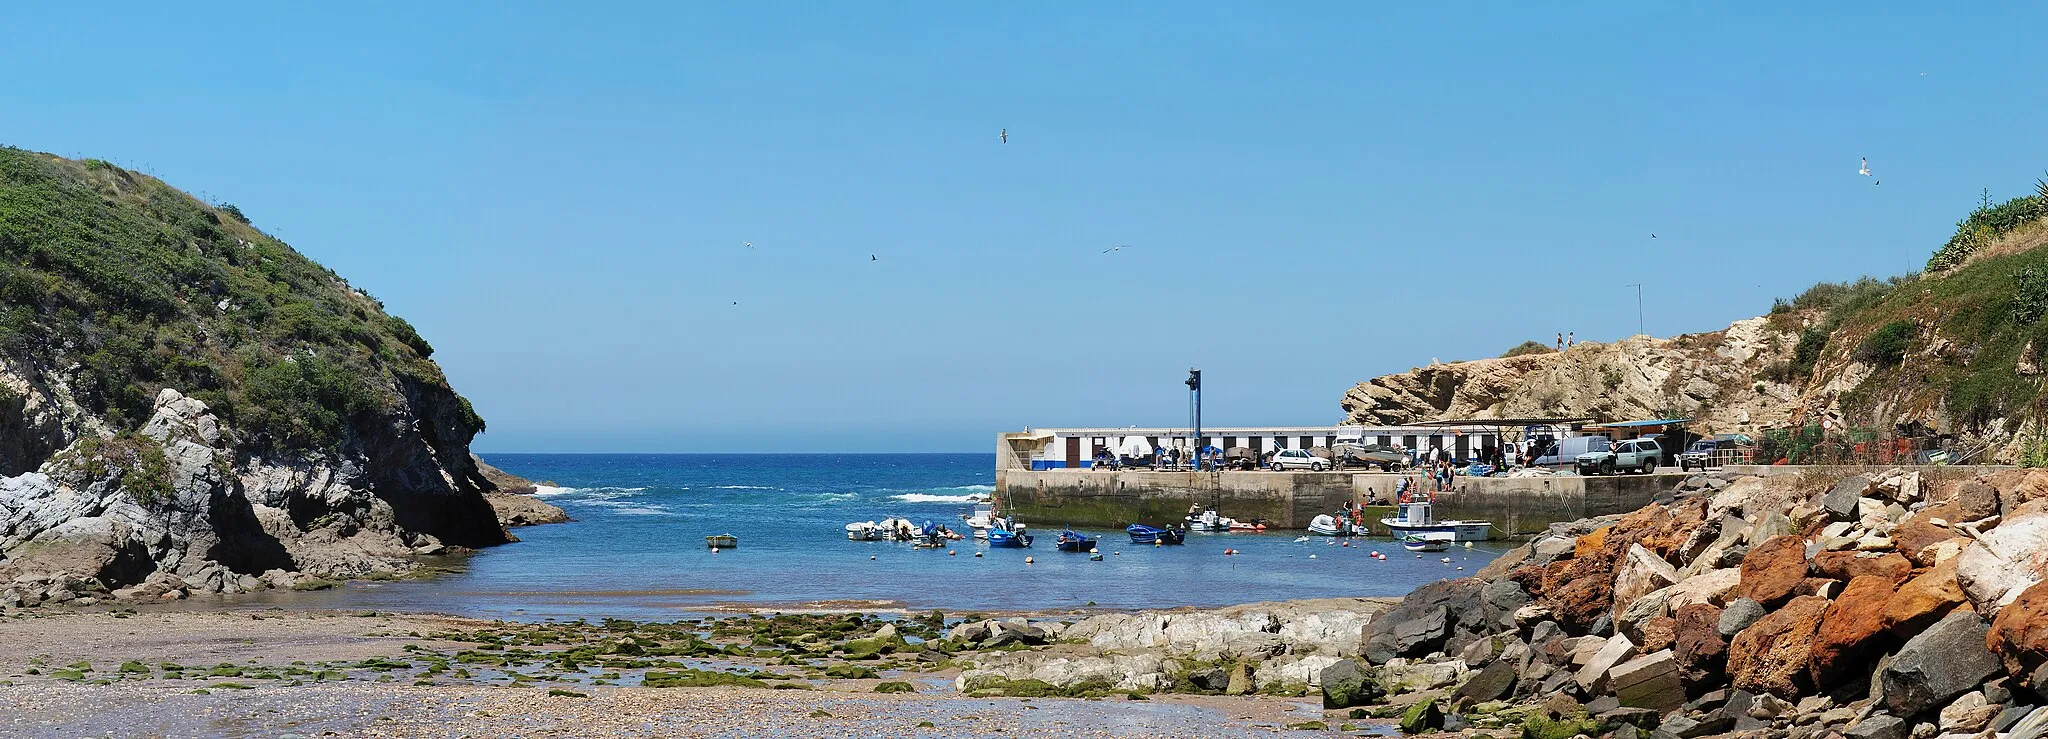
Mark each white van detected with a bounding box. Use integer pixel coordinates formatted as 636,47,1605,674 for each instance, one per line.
1532,435,1610,468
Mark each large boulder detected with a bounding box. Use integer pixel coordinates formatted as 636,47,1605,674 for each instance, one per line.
1319,659,1384,709
1718,598,1766,637
1667,567,1742,611
1672,602,1727,687
1363,580,1484,663
1988,579,2048,681
1957,508,2048,616
1575,634,1638,692
1824,476,1871,521
1738,535,1810,607
1452,659,1518,704
1956,481,2000,521
1609,649,1684,713
1883,558,1968,636
1813,551,1912,585
1881,611,2000,717
1808,575,1897,684
1727,594,1829,699
1614,545,1679,619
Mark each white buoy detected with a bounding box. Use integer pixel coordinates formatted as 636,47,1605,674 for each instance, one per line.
974,552,983,558
1441,557,1453,563
1089,547,1099,554
1309,554,1318,559
870,555,876,560
1025,556,1035,564
949,550,957,556
1464,541,1474,548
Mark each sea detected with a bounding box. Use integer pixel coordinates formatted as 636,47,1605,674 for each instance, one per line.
253,454,1512,621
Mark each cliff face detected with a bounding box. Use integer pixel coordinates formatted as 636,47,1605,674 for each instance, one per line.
1341,318,1807,435
0,147,513,599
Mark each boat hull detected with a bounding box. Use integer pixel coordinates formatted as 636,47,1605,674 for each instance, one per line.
1382,520,1492,542
1055,532,1099,552
988,530,1032,548
706,535,739,549
1127,525,1186,545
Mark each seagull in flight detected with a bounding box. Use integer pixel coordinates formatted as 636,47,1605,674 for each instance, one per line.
870,254,877,261
1650,233,1657,239
1103,244,1131,254
999,129,1008,144
743,241,753,249
1859,157,1871,177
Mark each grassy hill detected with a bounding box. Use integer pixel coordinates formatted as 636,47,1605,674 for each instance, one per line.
0,147,481,457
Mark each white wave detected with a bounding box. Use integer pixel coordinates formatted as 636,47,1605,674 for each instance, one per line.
608,505,673,516
893,493,987,503
708,485,781,490
940,484,996,492
530,485,647,498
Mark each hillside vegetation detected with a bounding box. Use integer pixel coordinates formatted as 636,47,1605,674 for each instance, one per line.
0,148,479,452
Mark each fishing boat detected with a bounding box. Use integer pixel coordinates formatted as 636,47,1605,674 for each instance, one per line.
1185,508,1234,532
1381,499,1492,542
844,521,881,541
1126,524,1186,545
705,534,739,549
878,517,919,542
1055,529,1099,552
987,522,1033,548
963,502,997,539
1306,514,1358,537
1402,533,1452,552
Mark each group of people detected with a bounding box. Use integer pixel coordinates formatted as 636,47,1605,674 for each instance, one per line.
1555,331,1576,350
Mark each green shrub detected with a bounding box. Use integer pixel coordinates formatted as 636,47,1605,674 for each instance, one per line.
2016,266,2048,324
1930,194,2048,271
1790,326,1829,376
216,203,250,224
1501,341,1554,358
1856,321,1916,367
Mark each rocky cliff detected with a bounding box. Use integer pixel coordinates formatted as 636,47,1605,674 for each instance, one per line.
1342,182,2048,463
0,146,533,604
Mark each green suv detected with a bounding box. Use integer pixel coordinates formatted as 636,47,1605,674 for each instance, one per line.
1576,438,1662,475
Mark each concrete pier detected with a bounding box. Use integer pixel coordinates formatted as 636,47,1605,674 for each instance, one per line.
996,469,1687,538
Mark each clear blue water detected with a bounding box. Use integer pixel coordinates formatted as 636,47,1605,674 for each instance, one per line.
268,454,1511,620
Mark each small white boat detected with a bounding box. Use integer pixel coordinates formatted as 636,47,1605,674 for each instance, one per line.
963,502,996,539
1307,514,1358,537
845,521,882,541
878,517,919,542
1381,500,1491,542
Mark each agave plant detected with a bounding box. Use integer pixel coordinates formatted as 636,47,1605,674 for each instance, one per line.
2037,170,2048,201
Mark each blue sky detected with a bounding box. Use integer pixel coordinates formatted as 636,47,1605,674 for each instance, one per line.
4,3,2046,452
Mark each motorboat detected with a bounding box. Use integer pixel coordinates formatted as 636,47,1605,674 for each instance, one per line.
1186,508,1230,532
705,534,739,549
963,502,997,539
1402,533,1452,552
987,522,1033,548
1307,514,1357,537
1126,524,1186,545
845,521,882,541
1056,529,1099,552
878,517,919,542
1381,500,1492,542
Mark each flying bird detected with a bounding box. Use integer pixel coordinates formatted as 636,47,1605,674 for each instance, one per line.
1103,244,1131,253
744,241,753,249
1859,157,1871,177
870,254,877,261
1650,233,1657,239
999,129,1008,144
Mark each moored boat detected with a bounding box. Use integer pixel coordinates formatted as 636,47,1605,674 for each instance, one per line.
988,523,1033,548
1306,514,1357,537
963,502,997,539
1381,500,1491,541
1402,533,1451,552
845,521,881,541
1055,529,1099,552
1126,524,1186,545
705,534,739,549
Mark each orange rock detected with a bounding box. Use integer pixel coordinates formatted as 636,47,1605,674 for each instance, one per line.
1989,579,2048,677
1739,535,1811,607
1884,558,1967,636
1892,502,1960,567
1809,575,1898,684
1728,595,1829,699
1672,603,1727,687
1813,551,1912,585
1640,615,1677,653
1575,526,1611,560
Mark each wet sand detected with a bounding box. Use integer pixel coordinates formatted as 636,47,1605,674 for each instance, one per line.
0,609,1352,738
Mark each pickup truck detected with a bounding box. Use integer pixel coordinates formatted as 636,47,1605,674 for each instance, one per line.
1577,438,1662,475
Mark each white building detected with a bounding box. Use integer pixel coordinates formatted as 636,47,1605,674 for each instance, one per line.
997,424,1507,471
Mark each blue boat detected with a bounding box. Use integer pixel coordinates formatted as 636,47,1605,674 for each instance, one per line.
1056,529,1099,552
988,525,1033,548
1126,524,1186,545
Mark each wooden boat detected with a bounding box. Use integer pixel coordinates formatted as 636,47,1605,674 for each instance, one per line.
1055,529,1099,552
1126,524,1185,545
705,534,739,549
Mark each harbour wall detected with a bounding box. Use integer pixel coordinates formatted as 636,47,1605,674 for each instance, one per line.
996,469,1684,538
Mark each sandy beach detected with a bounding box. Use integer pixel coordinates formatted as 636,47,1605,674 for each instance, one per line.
0,609,1348,738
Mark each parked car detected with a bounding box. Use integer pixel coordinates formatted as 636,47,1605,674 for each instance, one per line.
1269,448,1329,471
1577,438,1662,475
1677,435,1751,471
1532,435,1611,468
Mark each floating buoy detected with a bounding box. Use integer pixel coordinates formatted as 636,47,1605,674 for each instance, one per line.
1457,566,1465,570
1309,554,1318,559
1464,541,1474,549
1025,556,1035,564
974,552,983,558
949,550,957,556
1441,557,1453,563
1089,547,1099,554
1154,540,1161,546
870,555,876,560
1370,551,1380,558
1114,551,1122,556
